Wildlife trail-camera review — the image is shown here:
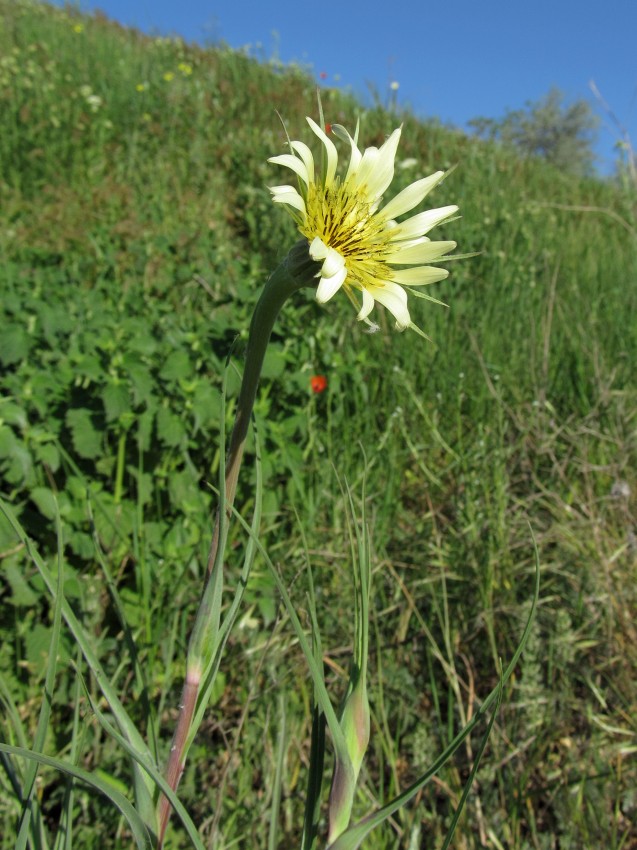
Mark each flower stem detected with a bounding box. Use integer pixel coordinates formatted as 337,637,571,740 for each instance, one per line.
206,241,315,577
157,240,318,846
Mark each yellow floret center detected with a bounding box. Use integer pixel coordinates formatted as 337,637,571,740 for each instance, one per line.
301,181,393,290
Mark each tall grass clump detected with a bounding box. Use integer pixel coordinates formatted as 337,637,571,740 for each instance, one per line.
1,2,636,849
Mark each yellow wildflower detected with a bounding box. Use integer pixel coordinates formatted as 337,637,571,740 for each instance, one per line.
269,118,458,333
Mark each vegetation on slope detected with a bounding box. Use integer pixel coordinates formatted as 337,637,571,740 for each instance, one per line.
1,2,636,847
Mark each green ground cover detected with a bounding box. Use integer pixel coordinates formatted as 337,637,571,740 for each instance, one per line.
1,2,636,847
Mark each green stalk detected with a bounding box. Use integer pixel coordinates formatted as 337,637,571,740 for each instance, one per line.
327,490,372,843
114,431,126,505
157,240,319,846
204,240,318,578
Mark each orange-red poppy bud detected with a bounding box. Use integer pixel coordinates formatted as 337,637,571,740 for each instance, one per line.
310,375,328,394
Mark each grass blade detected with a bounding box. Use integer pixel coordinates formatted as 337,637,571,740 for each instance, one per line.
0,744,152,850
328,539,540,850
15,506,66,850
81,683,206,850
52,649,84,850
268,693,287,850
439,666,504,850
0,497,156,824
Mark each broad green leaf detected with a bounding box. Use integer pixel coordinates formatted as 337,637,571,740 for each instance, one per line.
3,442,34,485
4,562,39,606
66,409,102,459
30,487,65,520
126,361,154,405
156,407,185,447
0,325,31,366
159,350,192,382
0,401,28,429
102,382,132,422
33,441,61,472
24,623,54,673
191,381,221,430
73,352,103,382
0,423,18,457
68,530,96,560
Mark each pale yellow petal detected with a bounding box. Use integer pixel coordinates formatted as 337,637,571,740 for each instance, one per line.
386,240,457,265
390,266,450,286
380,171,445,220
310,239,346,277
365,280,411,329
342,131,363,182
316,265,348,302
346,128,399,203
321,247,346,278
268,153,310,185
269,185,306,214
389,205,458,239
357,287,375,321
290,140,315,183
349,145,379,194
369,127,401,196
306,116,338,188
309,236,329,260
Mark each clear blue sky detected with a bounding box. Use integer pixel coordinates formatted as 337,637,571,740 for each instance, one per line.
62,0,636,174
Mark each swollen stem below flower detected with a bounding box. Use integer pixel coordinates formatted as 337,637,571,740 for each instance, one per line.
157,240,319,847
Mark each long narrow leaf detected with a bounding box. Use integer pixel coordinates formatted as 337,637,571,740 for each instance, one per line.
300,515,326,850
227,497,348,762
89,499,158,762
16,507,65,850
192,407,265,740
328,541,541,850
0,498,155,814
0,744,152,850
268,693,287,850
53,650,84,850
440,666,504,850
82,686,205,850
301,700,327,850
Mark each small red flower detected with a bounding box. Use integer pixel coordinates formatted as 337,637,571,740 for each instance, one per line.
310,375,328,394
319,71,328,80
325,122,332,134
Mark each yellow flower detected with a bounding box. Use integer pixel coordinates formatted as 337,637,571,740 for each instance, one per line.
163,71,174,82
268,118,458,333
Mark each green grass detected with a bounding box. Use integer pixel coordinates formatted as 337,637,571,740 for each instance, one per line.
1,1,636,848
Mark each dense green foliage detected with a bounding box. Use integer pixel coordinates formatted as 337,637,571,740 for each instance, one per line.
1,2,636,848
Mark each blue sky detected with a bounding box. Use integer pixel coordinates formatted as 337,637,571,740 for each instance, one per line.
62,0,635,174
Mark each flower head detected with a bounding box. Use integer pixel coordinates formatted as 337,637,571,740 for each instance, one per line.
268,117,458,333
